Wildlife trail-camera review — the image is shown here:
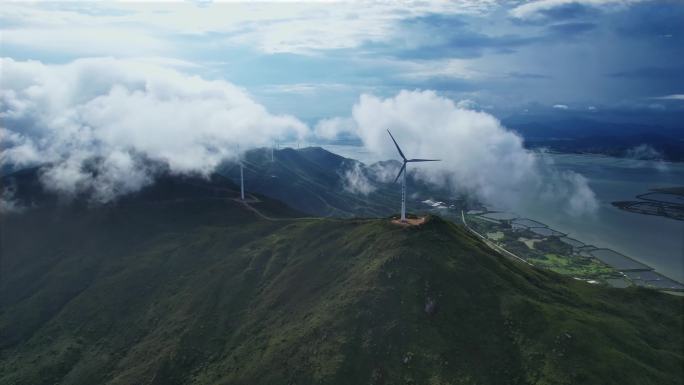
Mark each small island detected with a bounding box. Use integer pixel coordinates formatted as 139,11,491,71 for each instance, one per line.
612,187,684,221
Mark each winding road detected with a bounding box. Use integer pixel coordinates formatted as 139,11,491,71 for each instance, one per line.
460,210,532,266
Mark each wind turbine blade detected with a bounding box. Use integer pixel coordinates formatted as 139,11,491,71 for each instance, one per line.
393,162,406,184
407,158,441,162
386,129,407,161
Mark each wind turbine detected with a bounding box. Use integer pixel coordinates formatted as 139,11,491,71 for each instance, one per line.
387,129,440,222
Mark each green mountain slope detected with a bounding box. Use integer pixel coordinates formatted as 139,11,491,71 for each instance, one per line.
218,147,454,218
0,173,682,385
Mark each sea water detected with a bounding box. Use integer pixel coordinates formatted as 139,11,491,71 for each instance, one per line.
524,153,684,283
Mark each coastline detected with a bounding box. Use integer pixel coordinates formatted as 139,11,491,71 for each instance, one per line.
460,208,684,291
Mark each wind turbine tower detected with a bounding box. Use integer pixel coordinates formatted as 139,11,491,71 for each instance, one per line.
240,159,244,200
387,129,440,222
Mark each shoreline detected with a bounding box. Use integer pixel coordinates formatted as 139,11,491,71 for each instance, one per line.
454,207,684,291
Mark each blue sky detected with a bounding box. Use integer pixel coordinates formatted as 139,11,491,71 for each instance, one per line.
2,0,683,122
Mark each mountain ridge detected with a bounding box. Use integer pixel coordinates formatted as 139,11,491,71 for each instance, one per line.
0,171,682,385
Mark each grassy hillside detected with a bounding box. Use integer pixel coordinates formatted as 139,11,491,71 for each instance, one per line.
0,173,682,385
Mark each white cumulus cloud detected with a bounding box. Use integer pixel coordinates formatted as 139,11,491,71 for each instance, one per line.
0,2,497,56
0,57,308,202
314,117,357,140
341,162,376,196
335,90,598,215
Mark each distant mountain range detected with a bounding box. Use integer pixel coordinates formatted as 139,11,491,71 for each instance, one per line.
1,164,682,385
502,116,684,161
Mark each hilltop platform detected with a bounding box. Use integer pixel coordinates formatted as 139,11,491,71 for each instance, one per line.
391,216,427,226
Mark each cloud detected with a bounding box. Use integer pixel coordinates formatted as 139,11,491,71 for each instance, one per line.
625,144,663,160
456,99,480,110
651,94,684,100
624,144,669,171
336,90,598,215
546,21,597,36
258,83,349,95
1,27,171,57
553,104,569,109
314,117,357,140
0,128,41,166
367,161,402,184
510,0,642,22
372,14,538,60
511,0,593,21
0,2,496,56
223,2,497,54
340,162,376,195
394,58,482,82
0,57,308,202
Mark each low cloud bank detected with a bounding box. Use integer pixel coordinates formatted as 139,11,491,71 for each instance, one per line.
625,144,663,161
0,57,307,202
322,90,598,216
1,58,598,215
340,162,376,195
625,144,668,171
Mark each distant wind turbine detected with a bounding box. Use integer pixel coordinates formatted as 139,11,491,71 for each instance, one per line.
237,145,245,200
387,129,440,222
